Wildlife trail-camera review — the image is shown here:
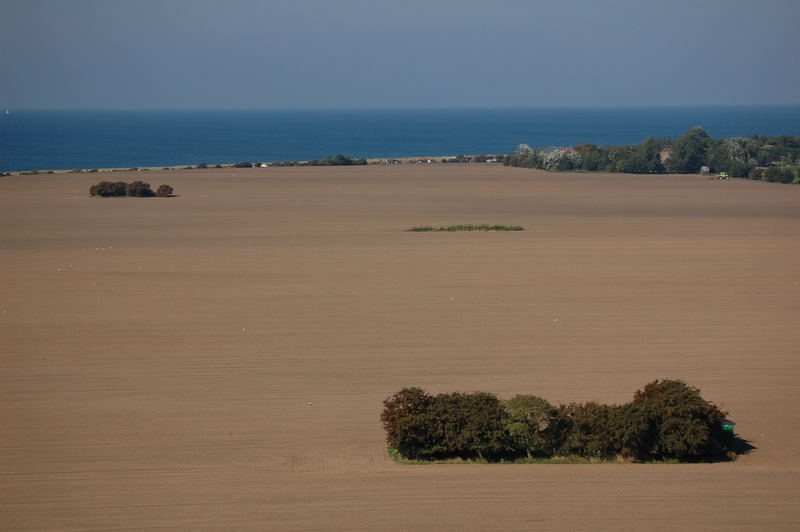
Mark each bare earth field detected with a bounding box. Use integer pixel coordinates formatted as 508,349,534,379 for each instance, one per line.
2,164,799,530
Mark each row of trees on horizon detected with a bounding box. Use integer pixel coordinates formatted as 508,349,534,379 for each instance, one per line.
504,128,800,183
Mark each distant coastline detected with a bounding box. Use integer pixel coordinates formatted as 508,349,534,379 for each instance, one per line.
3,106,800,173
0,155,462,176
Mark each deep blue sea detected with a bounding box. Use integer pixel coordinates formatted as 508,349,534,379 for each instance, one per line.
2,106,799,172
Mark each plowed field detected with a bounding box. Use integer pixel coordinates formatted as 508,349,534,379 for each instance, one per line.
2,164,799,530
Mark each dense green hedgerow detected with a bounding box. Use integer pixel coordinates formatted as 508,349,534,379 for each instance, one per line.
269,154,368,167
409,224,524,232
89,181,128,197
89,180,173,197
381,380,737,462
126,180,155,197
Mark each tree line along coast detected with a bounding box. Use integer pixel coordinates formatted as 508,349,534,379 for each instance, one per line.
3,128,798,183
504,128,800,184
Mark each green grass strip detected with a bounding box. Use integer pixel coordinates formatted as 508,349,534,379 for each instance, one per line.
409,224,524,232
387,448,683,465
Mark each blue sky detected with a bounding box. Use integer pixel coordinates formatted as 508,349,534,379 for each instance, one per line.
2,0,798,109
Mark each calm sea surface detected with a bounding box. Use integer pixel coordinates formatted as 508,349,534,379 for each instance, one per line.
2,106,799,172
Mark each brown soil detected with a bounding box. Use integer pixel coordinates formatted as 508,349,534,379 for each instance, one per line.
2,164,799,530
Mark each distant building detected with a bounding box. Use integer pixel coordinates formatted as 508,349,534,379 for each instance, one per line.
659,149,673,164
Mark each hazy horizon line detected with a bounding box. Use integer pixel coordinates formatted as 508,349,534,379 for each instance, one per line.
4,103,800,113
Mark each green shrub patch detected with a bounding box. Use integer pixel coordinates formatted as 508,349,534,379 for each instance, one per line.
89,180,173,197
382,380,739,463
409,224,524,232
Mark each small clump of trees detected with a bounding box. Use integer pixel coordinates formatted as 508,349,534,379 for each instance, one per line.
270,154,368,167
504,128,800,183
89,181,174,197
382,380,736,462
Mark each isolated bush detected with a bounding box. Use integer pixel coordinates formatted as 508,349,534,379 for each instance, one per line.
156,184,174,197
382,380,735,462
90,181,127,197
126,180,155,197
233,161,253,168
197,163,209,169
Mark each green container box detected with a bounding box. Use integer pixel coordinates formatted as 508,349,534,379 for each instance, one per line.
721,419,736,434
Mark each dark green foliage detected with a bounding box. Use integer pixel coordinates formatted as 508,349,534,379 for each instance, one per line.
551,402,616,458
503,395,555,457
381,387,434,460
623,137,665,173
503,145,540,169
630,379,729,460
382,380,735,462
763,165,795,183
156,184,174,197
555,153,576,170
89,180,170,198
308,154,368,166
126,181,155,197
575,144,601,171
749,166,797,183
409,224,524,232
89,181,127,197
606,145,636,172
270,155,368,167
505,130,798,182
425,392,512,459
667,126,711,173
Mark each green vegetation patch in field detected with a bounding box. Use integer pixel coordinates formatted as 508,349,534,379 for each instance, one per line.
388,447,596,465
409,224,524,232
382,380,744,464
